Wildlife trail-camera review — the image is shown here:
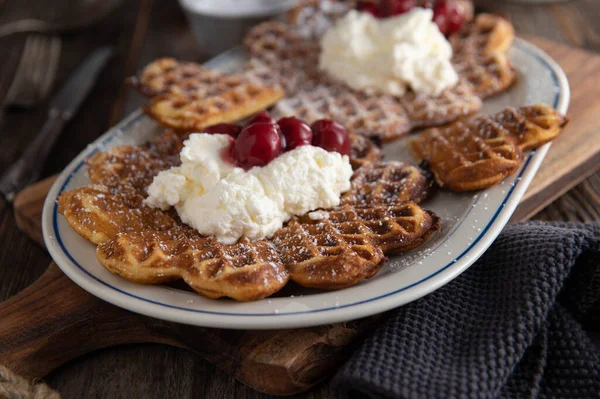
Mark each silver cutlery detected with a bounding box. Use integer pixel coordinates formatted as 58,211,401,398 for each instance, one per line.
0,47,114,201
4,35,61,108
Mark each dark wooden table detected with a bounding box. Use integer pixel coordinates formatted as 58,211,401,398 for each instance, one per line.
1,1,599,398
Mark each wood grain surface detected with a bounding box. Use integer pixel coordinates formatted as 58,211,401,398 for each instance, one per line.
0,1,599,398
511,37,600,221
0,257,379,396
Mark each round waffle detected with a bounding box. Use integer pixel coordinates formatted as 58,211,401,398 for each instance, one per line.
242,13,513,141
59,136,441,301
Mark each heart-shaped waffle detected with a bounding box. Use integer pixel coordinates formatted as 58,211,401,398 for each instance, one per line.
129,57,225,97
58,185,178,245
272,203,439,289
410,105,567,191
272,80,413,141
410,119,523,192
341,161,432,206
86,146,175,192
450,14,516,99
489,104,569,151
98,228,290,301
348,133,383,170
133,58,285,131
295,203,439,256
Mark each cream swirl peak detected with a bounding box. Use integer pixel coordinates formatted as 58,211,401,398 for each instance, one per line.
145,133,353,244
319,8,459,97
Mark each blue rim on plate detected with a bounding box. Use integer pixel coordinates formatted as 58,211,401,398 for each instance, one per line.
42,38,570,329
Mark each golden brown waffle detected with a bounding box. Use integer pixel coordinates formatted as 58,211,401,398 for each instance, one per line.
130,58,225,97
410,105,567,192
410,118,523,192
86,146,175,192
270,211,385,290
58,185,178,245
450,14,516,99
297,203,439,256
133,58,285,131
272,203,439,289
272,80,413,141
489,105,569,151
342,161,432,206
399,81,482,129
145,86,285,132
60,138,440,300
61,184,438,299
411,122,523,192
60,178,291,301
98,229,290,301
349,133,382,169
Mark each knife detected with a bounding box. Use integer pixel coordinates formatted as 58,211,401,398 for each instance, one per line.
0,46,114,201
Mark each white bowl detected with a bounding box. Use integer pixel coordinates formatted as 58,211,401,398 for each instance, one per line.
179,0,298,56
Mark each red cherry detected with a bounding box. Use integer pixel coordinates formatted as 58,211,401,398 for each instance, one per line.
433,13,449,35
278,127,287,152
310,119,350,156
234,122,283,168
446,2,466,35
277,117,313,151
204,123,242,137
357,2,381,17
381,0,416,17
245,110,276,127
433,0,454,35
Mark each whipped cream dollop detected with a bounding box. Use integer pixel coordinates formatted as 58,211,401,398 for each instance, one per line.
145,134,353,244
319,8,459,97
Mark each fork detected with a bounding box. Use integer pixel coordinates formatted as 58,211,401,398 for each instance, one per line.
4,35,61,108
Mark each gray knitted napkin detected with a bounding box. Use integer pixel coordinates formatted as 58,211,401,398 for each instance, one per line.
332,222,600,399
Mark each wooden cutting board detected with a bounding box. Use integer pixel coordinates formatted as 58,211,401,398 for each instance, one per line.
2,38,600,396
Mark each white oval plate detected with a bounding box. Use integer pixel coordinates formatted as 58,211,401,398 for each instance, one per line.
42,38,569,329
